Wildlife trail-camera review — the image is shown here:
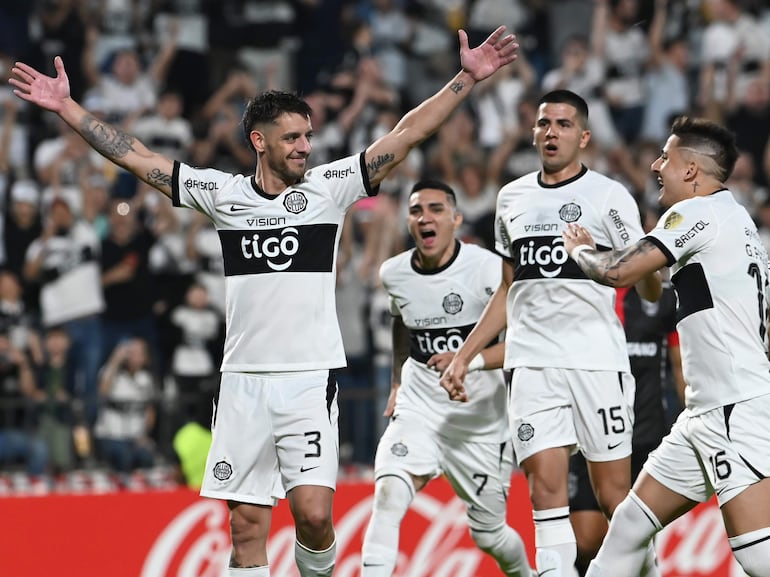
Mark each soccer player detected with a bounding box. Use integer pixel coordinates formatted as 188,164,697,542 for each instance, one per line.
568,280,682,574
440,89,662,577
562,116,770,577
9,28,518,577
360,180,534,577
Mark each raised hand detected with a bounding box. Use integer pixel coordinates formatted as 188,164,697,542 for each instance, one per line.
459,26,519,82
9,56,71,113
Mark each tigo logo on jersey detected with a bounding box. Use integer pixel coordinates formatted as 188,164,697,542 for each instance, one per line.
283,191,307,214
664,212,684,229
241,228,300,271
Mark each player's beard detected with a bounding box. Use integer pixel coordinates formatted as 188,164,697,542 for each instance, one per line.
267,153,307,185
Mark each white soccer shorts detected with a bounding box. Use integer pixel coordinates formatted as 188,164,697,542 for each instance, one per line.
509,367,635,464
200,370,339,506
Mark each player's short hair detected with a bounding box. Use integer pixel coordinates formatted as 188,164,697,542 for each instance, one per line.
410,179,457,206
670,116,738,182
241,90,313,151
538,90,589,128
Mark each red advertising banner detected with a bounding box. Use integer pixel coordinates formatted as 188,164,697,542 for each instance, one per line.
0,473,745,577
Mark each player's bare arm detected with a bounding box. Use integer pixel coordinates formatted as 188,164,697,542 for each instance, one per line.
440,260,512,402
562,223,668,288
385,316,411,417
9,56,174,198
364,26,518,187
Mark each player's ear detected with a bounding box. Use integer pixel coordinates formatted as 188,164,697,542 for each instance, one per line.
579,128,591,150
453,210,464,230
250,129,265,153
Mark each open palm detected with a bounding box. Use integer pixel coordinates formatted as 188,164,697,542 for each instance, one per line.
459,26,519,82
9,56,71,114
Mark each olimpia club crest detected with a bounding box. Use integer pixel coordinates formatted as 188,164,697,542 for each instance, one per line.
283,190,307,214
442,293,463,314
559,202,582,223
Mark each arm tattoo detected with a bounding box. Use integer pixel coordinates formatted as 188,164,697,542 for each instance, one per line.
576,239,659,287
366,153,395,180
449,80,465,94
79,114,135,160
147,168,172,187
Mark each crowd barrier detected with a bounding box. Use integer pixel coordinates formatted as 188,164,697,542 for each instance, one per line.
0,473,746,577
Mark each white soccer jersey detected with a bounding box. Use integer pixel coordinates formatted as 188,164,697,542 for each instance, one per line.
380,241,508,442
645,189,770,413
172,152,375,372
495,166,643,370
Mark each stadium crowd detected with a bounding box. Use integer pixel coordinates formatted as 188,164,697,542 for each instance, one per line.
0,0,769,493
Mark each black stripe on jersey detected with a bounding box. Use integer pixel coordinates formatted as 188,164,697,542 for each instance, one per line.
218,224,337,275
644,235,676,267
326,370,337,421
172,160,181,207
723,403,735,440
358,151,379,197
671,263,714,322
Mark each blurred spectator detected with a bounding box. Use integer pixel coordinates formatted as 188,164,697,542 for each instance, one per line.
640,0,691,144
192,67,258,173
368,0,412,94
725,150,766,215
541,34,621,152
83,0,148,72
82,23,178,129
726,78,770,187
185,213,225,317
152,1,211,117
2,180,43,313
93,338,157,476
23,194,105,425
31,326,75,475
26,0,89,100
0,271,42,365
0,331,48,484
698,0,770,121
79,171,111,240
473,49,536,153
167,282,222,425
100,197,159,368
336,209,376,467
131,87,193,163
591,0,649,144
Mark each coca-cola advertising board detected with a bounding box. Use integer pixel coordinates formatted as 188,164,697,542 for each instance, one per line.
0,474,747,576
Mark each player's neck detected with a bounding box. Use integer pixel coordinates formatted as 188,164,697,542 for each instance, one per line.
254,167,300,197
539,162,584,186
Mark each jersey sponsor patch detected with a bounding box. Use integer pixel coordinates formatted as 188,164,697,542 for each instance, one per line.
409,323,474,363
218,224,337,275
512,236,589,280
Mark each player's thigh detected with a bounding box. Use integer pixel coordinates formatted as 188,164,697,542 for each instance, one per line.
374,411,443,485
572,370,635,462
640,413,712,523
201,373,283,506
509,367,575,463
272,371,340,494
693,394,770,535
440,437,511,529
